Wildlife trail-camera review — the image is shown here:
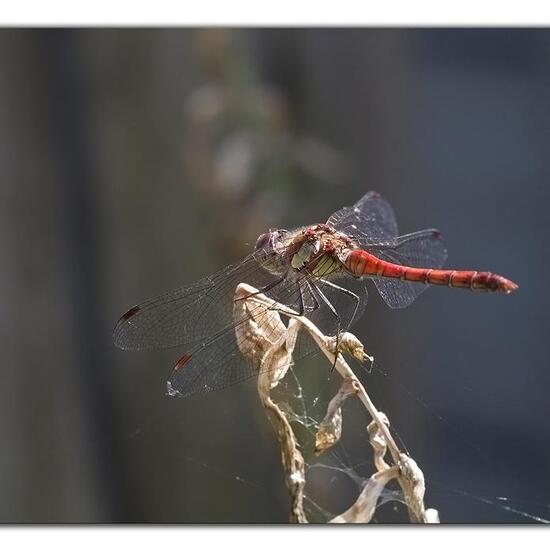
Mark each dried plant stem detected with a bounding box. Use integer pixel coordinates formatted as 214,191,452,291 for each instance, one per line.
234,283,439,523
258,376,308,523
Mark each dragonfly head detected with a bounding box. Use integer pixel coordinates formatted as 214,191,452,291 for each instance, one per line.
254,229,290,276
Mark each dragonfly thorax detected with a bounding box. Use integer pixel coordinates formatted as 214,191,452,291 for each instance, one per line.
291,239,321,270
296,225,360,277
255,224,359,279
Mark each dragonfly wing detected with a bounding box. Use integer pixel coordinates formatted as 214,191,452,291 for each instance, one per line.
371,278,426,309
113,253,280,350
114,249,336,399
166,275,322,398
166,310,267,398
368,229,448,309
327,191,398,243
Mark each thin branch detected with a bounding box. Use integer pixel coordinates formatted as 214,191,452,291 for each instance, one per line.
234,282,439,523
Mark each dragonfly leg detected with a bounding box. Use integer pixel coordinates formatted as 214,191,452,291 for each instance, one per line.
302,252,361,327
316,278,361,331
296,281,306,316
302,280,320,315
310,282,342,371
314,278,361,371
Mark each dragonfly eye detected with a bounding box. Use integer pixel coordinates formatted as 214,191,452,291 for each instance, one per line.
254,232,271,252
255,229,282,252
254,229,291,276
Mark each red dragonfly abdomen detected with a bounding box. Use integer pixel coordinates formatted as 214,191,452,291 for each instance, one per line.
345,249,518,293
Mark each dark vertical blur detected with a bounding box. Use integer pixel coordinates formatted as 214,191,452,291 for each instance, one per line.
0,28,548,522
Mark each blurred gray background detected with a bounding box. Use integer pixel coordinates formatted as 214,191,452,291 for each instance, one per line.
0,28,548,523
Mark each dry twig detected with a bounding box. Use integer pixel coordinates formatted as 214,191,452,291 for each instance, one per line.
234,282,439,524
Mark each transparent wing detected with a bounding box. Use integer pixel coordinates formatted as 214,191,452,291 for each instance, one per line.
327,191,447,308
327,191,398,243
113,253,279,351
165,273,368,399
368,229,448,309
114,245,369,399
166,275,305,398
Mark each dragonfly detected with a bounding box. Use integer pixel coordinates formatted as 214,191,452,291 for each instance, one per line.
114,191,518,398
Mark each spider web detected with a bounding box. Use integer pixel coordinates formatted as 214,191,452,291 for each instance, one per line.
261,347,550,524
121,329,550,523
266,353,410,522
